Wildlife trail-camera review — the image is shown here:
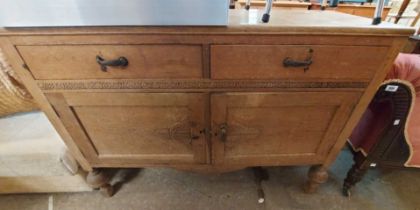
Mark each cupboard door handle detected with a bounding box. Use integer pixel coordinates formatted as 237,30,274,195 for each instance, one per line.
220,123,228,142
282,49,313,72
189,122,200,144
189,134,200,144
96,55,129,72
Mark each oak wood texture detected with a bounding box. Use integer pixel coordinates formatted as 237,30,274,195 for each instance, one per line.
321,38,408,170
86,169,117,197
47,92,207,165
211,45,388,80
303,165,329,193
0,10,413,193
211,92,360,166
18,45,203,80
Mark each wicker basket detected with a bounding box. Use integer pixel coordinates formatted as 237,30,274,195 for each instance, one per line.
0,48,38,117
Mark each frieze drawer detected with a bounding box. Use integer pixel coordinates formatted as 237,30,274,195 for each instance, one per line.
17,45,204,80
211,45,389,80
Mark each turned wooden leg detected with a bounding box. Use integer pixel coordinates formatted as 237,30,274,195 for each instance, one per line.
343,152,370,197
86,168,141,197
303,165,329,193
99,183,115,197
86,169,117,197
59,148,79,175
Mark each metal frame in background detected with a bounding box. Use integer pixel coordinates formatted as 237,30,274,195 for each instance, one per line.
239,0,387,24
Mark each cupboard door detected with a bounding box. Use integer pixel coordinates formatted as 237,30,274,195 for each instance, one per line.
47,92,207,166
211,92,361,166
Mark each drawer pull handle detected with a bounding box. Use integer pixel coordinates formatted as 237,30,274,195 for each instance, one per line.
283,49,313,72
96,55,129,72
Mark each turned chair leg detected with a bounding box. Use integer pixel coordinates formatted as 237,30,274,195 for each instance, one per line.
303,165,329,193
343,152,371,197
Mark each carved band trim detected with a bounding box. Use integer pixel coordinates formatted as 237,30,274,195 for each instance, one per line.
37,79,368,91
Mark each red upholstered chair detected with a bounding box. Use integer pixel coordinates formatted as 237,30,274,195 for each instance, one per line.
343,53,420,196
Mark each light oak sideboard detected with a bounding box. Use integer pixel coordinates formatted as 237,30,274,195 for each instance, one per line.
0,10,413,195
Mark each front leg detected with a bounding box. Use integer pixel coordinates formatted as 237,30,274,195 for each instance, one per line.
303,165,329,193
343,152,370,197
86,168,117,197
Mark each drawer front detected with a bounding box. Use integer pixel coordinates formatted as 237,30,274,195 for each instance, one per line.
47,92,207,165
18,45,203,80
211,45,388,80
211,91,361,165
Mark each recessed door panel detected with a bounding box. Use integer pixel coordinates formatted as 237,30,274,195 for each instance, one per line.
211,92,360,166
47,92,207,166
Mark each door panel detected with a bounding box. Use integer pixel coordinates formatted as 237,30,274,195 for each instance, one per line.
47,92,207,165
211,92,360,165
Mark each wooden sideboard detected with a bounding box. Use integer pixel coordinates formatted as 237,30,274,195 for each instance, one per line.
310,3,391,20
0,10,413,195
335,4,391,20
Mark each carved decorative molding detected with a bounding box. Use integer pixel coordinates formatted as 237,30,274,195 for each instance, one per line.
155,118,190,141
37,80,368,91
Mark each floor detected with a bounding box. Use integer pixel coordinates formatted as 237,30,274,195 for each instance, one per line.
1,112,420,210
0,112,66,177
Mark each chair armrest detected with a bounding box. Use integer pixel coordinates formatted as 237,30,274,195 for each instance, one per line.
348,80,413,165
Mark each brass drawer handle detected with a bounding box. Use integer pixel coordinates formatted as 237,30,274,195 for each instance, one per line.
283,49,313,72
96,55,129,72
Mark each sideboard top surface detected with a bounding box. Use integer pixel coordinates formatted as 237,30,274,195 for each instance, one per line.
0,10,414,36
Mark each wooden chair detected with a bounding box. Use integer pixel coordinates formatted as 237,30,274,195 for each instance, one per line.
343,53,420,196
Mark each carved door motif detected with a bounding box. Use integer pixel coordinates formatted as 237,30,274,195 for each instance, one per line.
211,92,360,165
47,92,207,166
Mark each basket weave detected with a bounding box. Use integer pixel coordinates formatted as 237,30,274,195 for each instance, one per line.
0,48,38,117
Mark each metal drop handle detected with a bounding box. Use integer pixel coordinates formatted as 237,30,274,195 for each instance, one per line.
283,49,313,72
96,55,129,72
